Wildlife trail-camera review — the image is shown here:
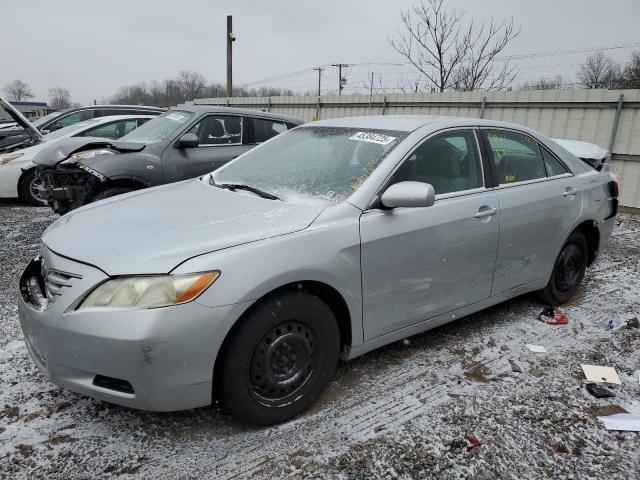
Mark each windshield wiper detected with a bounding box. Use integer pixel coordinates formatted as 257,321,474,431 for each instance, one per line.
214,180,280,200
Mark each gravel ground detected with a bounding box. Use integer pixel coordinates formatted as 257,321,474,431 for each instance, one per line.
0,200,639,479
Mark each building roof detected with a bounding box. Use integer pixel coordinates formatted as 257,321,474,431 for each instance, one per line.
10,101,48,107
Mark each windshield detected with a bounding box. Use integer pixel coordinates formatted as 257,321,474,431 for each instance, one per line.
32,110,65,128
118,110,193,144
213,126,408,204
42,118,102,141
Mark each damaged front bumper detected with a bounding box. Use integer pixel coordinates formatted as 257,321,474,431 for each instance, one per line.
36,165,104,214
18,248,233,412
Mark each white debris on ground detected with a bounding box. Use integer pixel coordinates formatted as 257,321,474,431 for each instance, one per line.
0,201,638,479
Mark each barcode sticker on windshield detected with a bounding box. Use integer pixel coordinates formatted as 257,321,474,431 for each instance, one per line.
167,113,187,121
349,132,396,145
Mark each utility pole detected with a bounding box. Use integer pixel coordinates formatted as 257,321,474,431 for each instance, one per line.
368,72,374,115
331,63,348,95
313,67,323,97
226,15,234,97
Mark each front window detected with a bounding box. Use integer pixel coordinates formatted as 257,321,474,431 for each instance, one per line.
42,119,101,141
389,130,484,195
119,111,193,144
213,126,408,204
32,110,65,128
76,119,144,140
186,115,242,145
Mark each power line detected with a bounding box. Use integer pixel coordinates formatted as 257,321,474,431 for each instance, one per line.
238,41,639,91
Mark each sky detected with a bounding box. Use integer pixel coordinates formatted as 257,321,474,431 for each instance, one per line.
1,0,639,105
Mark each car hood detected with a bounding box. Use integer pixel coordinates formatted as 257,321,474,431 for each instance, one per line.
0,96,44,143
42,179,324,275
33,137,146,167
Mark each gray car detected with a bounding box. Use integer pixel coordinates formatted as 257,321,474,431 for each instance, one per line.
34,106,302,214
18,115,618,425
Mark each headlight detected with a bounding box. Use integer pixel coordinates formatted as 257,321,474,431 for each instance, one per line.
65,149,115,163
77,271,219,310
1,153,24,165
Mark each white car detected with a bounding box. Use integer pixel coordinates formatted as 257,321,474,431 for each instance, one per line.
0,114,153,205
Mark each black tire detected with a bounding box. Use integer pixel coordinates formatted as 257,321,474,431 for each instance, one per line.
216,290,340,426
18,169,47,206
92,187,135,203
539,231,588,305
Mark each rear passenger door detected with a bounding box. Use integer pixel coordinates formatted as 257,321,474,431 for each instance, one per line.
481,129,581,295
162,114,251,182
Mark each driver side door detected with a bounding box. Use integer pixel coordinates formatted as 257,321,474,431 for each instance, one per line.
360,129,500,340
161,114,251,183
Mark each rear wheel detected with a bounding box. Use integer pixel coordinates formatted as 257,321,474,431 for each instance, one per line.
18,169,47,206
539,231,588,305
216,290,340,425
92,187,135,203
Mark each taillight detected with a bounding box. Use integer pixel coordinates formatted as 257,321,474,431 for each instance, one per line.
609,180,619,198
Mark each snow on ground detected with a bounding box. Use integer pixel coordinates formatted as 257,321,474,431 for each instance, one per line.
0,200,639,479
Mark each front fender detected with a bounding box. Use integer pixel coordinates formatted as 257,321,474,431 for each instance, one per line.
171,206,364,348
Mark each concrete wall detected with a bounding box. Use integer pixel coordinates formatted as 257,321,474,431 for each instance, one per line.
182,89,640,208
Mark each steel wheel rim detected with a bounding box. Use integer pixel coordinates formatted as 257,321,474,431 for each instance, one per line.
555,244,583,292
248,320,318,408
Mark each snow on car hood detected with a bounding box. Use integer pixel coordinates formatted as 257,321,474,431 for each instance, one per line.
42,179,324,275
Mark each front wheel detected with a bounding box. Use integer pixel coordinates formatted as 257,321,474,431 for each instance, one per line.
18,169,47,206
216,290,340,425
539,231,588,305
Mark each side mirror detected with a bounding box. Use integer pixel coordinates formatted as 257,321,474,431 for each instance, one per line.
48,124,62,132
178,132,199,148
380,181,435,209
40,129,50,135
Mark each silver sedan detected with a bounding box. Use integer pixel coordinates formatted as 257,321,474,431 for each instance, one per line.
18,116,618,425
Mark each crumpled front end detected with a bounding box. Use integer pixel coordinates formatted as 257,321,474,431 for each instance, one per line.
37,164,105,215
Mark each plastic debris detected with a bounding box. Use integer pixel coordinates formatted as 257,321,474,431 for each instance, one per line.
538,306,569,325
598,413,640,432
464,434,481,452
607,319,615,330
581,364,622,385
449,435,481,454
586,383,615,398
526,344,547,353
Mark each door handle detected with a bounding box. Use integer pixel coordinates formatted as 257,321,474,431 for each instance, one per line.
473,207,497,219
563,187,578,197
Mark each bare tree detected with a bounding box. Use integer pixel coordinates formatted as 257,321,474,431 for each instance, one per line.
578,52,621,89
522,75,565,91
361,72,389,94
3,79,34,101
389,0,520,92
177,71,207,101
618,49,640,89
48,87,72,110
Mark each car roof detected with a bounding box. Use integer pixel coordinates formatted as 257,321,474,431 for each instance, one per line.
46,115,155,135
172,105,303,124
56,105,164,114
309,115,545,134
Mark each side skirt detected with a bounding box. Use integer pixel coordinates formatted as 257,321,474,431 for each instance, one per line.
346,279,545,361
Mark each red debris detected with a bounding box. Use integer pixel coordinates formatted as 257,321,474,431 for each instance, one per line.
538,307,569,325
464,434,481,451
